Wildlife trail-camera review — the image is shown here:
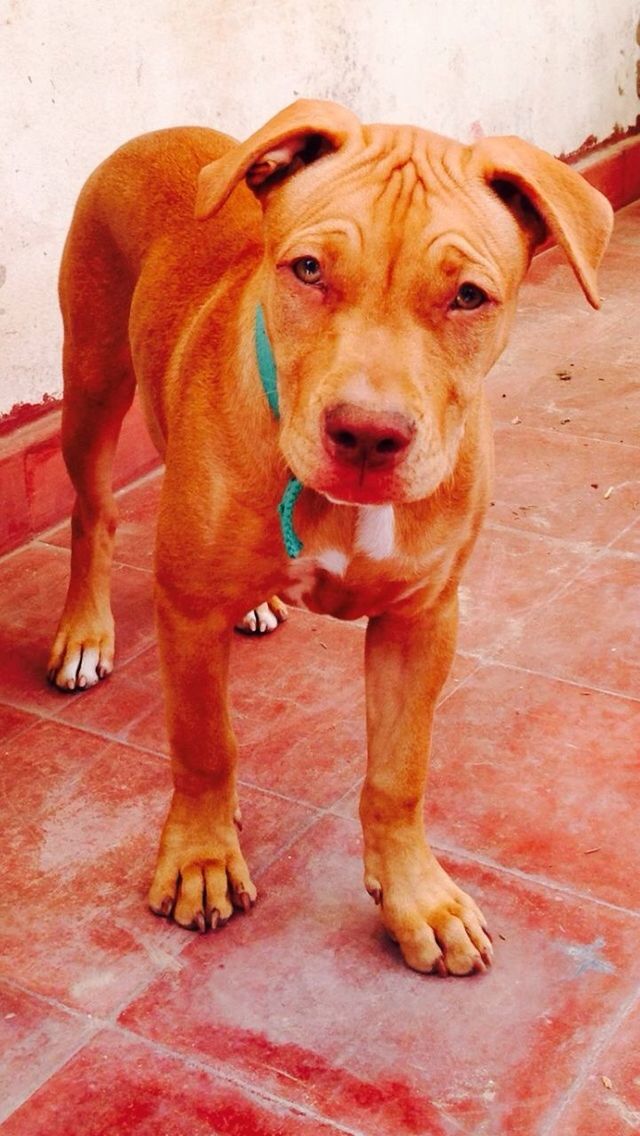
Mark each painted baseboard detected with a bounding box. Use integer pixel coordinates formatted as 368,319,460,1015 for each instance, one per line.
0,395,160,557
0,131,638,559
573,132,640,212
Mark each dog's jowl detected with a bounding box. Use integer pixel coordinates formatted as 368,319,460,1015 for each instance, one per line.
48,101,612,975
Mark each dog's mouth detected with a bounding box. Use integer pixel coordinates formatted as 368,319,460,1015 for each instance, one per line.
284,425,462,507
283,402,429,505
311,462,404,506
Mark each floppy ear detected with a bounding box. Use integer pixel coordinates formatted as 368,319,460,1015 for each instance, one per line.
469,136,614,308
195,99,362,220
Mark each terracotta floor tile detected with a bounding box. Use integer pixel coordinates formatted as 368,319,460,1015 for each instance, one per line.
612,517,640,557
53,642,164,744
0,542,156,714
497,550,640,697
457,523,594,657
119,815,640,1136
0,541,76,634
548,997,640,1136
489,426,640,546
0,984,92,1124
526,235,640,309
0,703,38,742
0,718,313,1015
0,1029,347,1136
483,253,619,397
610,199,640,246
427,664,640,908
488,316,640,447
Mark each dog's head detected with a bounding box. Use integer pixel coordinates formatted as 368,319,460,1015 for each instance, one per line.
196,100,613,506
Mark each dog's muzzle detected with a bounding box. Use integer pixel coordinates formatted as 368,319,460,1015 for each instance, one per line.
323,403,416,473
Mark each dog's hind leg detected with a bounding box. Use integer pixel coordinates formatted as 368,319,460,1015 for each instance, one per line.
47,202,137,691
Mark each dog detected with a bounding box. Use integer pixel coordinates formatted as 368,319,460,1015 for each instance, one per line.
47,100,612,975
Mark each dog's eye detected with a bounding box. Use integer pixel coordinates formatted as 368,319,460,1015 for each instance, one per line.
292,256,322,285
453,283,488,310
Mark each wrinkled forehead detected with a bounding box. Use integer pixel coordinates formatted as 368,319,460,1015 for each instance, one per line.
262,123,524,270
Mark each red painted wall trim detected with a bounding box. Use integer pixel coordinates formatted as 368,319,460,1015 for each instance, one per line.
0,393,61,438
0,396,160,557
0,131,639,559
573,132,640,213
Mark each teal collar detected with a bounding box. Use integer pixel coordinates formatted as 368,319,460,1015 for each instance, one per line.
254,306,303,558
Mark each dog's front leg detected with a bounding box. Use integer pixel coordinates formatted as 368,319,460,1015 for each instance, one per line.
361,597,493,975
148,587,256,931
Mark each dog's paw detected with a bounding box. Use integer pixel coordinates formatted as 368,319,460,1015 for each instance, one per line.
365,846,493,976
149,796,257,931
235,596,288,635
47,609,115,691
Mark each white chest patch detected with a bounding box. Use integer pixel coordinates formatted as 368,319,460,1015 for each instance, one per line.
316,548,349,577
355,505,396,561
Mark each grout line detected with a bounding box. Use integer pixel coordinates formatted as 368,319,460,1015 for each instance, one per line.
437,656,484,708
0,977,99,1126
0,974,97,1026
456,542,615,666
456,652,640,705
601,515,640,559
0,534,71,567
252,808,333,882
430,837,640,920
0,711,44,746
0,1031,99,1127
493,414,640,454
109,1020,371,1136
538,985,640,1136
0,976,364,1135
2,705,173,763
481,519,632,559
236,775,323,813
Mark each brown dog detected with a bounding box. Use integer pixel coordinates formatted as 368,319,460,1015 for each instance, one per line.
47,100,612,975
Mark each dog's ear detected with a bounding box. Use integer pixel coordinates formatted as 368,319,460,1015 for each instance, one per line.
469,136,614,308
195,99,361,220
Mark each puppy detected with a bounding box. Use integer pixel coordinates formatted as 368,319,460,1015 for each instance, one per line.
48,101,612,974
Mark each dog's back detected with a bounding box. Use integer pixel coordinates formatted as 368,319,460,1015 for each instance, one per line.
59,126,262,445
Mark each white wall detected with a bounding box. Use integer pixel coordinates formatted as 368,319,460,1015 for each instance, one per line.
1,0,639,418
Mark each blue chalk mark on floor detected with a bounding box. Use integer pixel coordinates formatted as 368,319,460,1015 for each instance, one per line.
559,936,616,978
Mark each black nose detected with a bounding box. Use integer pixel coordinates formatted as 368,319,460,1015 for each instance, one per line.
323,404,415,470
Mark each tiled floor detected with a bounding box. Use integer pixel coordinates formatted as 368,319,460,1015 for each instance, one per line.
0,201,639,1136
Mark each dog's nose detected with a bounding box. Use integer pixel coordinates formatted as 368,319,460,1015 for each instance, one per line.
323,404,415,470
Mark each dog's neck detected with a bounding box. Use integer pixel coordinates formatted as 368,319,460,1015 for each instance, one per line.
255,306,303,558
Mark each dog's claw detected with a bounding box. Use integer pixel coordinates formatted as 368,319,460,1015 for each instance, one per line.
237,891,253,913
150,895,174,918
434,957,448,977
365,877,383,905
193,911,206,934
